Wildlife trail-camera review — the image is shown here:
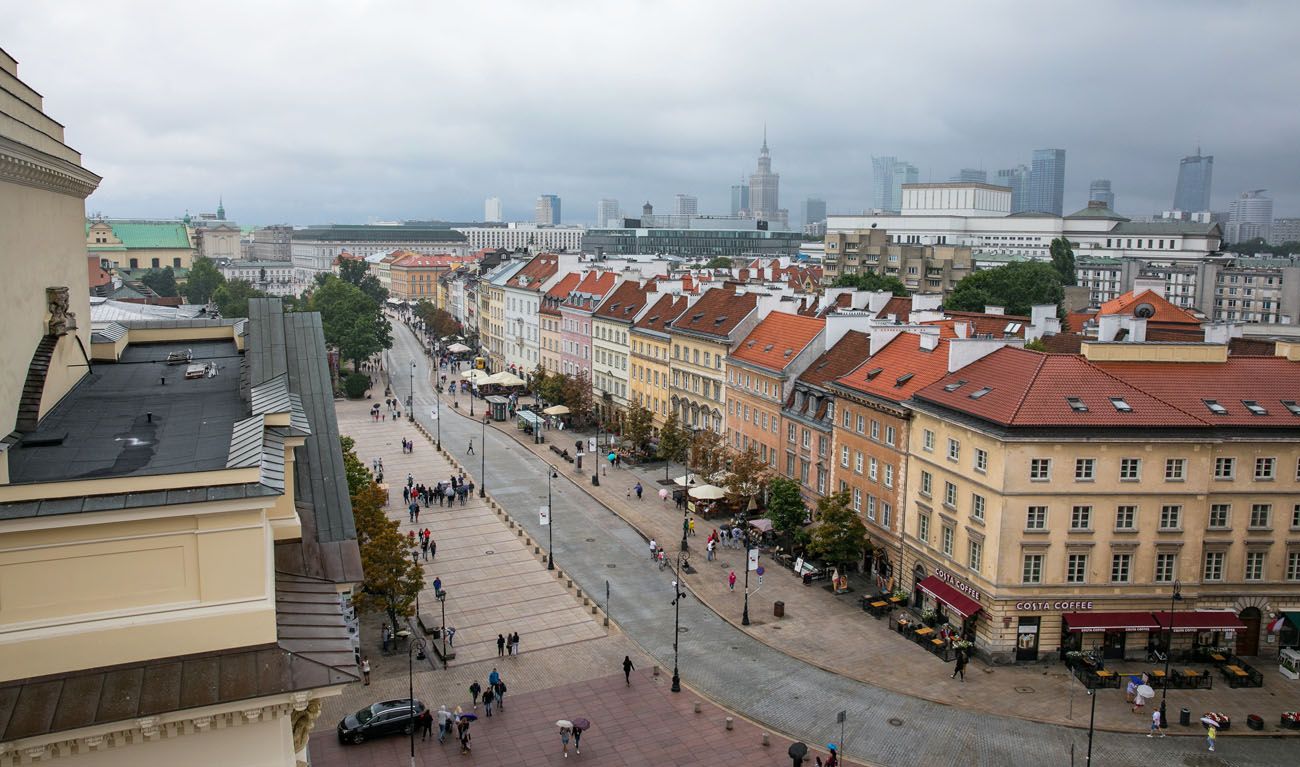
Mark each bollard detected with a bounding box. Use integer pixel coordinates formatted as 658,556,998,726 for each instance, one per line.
693,701,701,713
725,717,733,731
518,529,524,537
602,616,609,626
566,579,573,588
762,733,770,746
576,589,583,598
653,666,660,677
525,538,531,545
534,546,540,554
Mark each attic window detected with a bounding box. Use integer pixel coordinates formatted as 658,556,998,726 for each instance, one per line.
783,348,793,357
1004,322,1023,334
647,315,659,323
763,343,774,352
1282,400,1300,416
714,315,728,325
691,313,704,322
894,373,914,387
943,380,967,392
1242,400,1267,416
968,387,992,399
865,367,884,380
1109,397,1133,413
1203,399,1228,415
1066,397,1088,412
609,302,620,311
746,340,756,348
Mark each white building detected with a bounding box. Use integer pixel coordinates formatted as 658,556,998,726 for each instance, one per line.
1226,190,1273,243
597,198,620,229
290,226,469,285
453,223,584,252
485,196,504,223
674,194,698,216
501,253,582,377
216,259,296,296
1270,218,1300,247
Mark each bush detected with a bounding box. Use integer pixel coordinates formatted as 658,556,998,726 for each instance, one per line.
343,372,370,399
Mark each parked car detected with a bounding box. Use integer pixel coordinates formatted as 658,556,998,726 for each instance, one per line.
337,698,427,744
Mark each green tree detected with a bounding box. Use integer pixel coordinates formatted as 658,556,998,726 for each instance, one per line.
657,414,689,468
704,256,733,269
724,445,771,512
807,491,868,573
688,427,725,478
140,267,179,297
339,436,372,497
415,301,460,340
1049,237,1077,286
946,261,1065,317
212,278,267,318
765,477,806,543
338,258,389,304
343,372,370,398
1022,337,1047,352
310,275,392,370
184,256,225,303
832,271,909,296
538,370,566,406
559,373,594,425
622,402,654,457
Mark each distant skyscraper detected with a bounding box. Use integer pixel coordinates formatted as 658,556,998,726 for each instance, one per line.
485,196,503,223
1088,179,1115,210
801,197,827,226
1173,149,1213,212
1227,190,1273,243
748,130,780,221
871,156,918,212
1027,149,1066,215
535,194,561,226
730,179,750,216
954,168,987,183
674,194,699,216
596,198,620,228
996,165,1029,214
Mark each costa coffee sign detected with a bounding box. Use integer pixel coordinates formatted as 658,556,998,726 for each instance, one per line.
934,566,981,602
1015,600,1095,611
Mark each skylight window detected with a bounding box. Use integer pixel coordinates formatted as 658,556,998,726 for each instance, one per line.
691,313,704,322
943,380,968,392
714,315,727,325
1203,399,1227,415
895,373,914,387
969,387,992,399
763,343,774,352
1066,397,1089,412
1282,400,1300,416
1109,397,1133,413
1242,400,1268,416
866,367,884,380
1004,322,1023,334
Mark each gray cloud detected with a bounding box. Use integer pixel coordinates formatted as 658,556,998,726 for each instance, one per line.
5,0,1298,224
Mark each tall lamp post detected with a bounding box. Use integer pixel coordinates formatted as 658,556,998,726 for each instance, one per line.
408,636,427,767
436,588,448,670
1085,688,1097,766
680,427,697,552
547,467,558,570
591,419,602,487
479,416,488,497
742,497,757,626
407,360,416,422
1161,580,1183,707
670,550,688,693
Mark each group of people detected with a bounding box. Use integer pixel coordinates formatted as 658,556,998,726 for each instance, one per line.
496,631,522,657
408,528,436,561
403,472,474,514
705,525,745,562
370,398,403,421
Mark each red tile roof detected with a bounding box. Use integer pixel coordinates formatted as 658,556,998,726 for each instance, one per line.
561,271,617,309
391,252,460,268
834,329,956,403
878,296,912,322
669,287,758,338
1089,356,1300,426
540,272,581,315
1096,289,1201,325
634,293,690,334
593,280,656,322
731,313,825,371
797,331,872,388
941,311,1031,338
506,253,561,289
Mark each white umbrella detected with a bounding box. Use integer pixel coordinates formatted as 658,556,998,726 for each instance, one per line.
689,484,726,500
542,405,570,416
1136,684,1155,699
672,474,698,487
555,719,573,730
485,371,526,387
462,369,490,381
447,342,471,353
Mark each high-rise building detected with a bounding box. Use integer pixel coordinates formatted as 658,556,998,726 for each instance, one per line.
953,168,988,183
801,197,827,227
748,130,780,221
1089,179,1115,210
485,196,504,222
871,156,918,212
1269,217,1300,246
996,165,1030,213
596,198,620,228
730,179,750,216
1226,190,1273,243
1028,148,1066,215
1173,149,1214,213
674,194,699,216
535,194,561,226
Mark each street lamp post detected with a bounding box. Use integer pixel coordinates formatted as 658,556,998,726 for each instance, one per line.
407,360,416,422
436,589,448,670
547,467,557,570
670,551,688,693
1085,688,1097,766
479,416,487,497
408,636,427,767
680,427,697,552
1161,580,1183,706
742,497,757,626
591,420,601,487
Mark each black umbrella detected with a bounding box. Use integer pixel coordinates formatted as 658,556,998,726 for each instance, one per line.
789,741,808,766
570,717,590,731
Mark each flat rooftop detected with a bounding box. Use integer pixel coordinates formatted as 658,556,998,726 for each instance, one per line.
8,341,242,484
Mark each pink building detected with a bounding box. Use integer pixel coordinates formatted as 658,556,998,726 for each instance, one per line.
558,271,617,378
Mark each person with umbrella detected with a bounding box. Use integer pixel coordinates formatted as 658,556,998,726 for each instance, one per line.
570,718,589,754
557,720,572,758
1132,682,1155,714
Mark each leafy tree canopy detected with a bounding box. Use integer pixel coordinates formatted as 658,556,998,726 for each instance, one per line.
184,257,225,304
946,261,1064,317
765,476,806,539
725,445,771,509
704,256,733,269
656,414,690,466
807,491,868,571
338,258,389,304
140,267,179,297
1050,237,1077,286
832,271,909,296
1227,237,1300,257
622,402,655,456
212,278,267,319
310,275,392,370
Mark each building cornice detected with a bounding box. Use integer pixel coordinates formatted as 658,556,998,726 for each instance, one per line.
0,135,101,199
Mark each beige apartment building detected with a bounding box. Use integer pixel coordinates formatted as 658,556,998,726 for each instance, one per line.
822,226,973,294
901,341,1300,664
630,293,691,432
667,288,760,434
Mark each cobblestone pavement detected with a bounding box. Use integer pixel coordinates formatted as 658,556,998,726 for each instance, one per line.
377,322,1298,766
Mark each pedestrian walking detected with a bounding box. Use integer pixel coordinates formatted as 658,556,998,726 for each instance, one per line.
560,726,571,758
436,705,451,743
469,680,482,709
494,679,507,710
482,687,494,717
459,721,472,754
510,631,520,656
1206,724,1216,752
497,633,506,657
634,482,643,500
421,537,430,560
572,725,582,754
728,570,737,591
951,649,967,681
446,626,456,646
419,708,434,740
1131,688,1147,713
707,538,715,561
467,439,474,455
648,538,657,561
623,656,634,686
361,657,371,685
1149,708,1165,737
429,538,437,560
688,517,695,536
433,576,442,595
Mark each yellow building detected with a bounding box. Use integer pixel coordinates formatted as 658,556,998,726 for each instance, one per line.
0,50,359,765
87,218,197,271
630,293,690,432
901,341,1300,664
667,288,761,434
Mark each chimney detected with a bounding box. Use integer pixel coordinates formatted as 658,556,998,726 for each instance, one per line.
1027,304,1062,341
911,293,943,312
825,312,873,348
984,305,1005,315
1133,277,1165,299
1201,322,1241,344
919,331,940,351
948,337,1020,372
1129,316,1147,343
954,321,970,339
1096,313,1122,342
867,291,894,314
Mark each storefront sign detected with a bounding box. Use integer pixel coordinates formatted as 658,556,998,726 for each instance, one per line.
1015,600,1095,611
933,566,980,602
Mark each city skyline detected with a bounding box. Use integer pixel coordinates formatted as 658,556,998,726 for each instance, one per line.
6,2,1300,225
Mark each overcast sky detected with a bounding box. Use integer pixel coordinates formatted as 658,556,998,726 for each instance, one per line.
6,1,1298,226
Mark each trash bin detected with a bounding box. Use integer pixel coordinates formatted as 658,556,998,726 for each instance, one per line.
1180,707,1190,726
1247,714,1263,731
774,601,785,618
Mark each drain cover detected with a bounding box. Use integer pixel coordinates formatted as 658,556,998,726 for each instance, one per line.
888,718,903,727
607,564,617,568
1014,686,1034,694
585,537,596,542
484,549,495,555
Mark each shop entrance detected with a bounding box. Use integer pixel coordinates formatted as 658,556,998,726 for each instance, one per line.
1236,607,1261,656
911,564,926,609
1016,617,1041,661
1102,630,1126,660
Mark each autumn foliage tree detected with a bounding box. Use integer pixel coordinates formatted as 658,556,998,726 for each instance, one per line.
622,402,654,457
807,491,868,574
724,444,771,511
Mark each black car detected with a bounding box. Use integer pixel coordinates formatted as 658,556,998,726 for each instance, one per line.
337,698,427,744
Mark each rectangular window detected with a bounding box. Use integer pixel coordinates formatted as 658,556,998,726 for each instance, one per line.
1293,504,1300,529
801,429,811,449
866,455,874,478
855,415,865,434
1249,503,1271,528
918,514,930,543
881,502,892,529
1159,505,1181,530
1203,551,1225,582
786,452,795,476
947,438,960,461
1070,505,1092,530
974,448,988,473
1110,553,1131,583
840,446,849,468
818,436,827,457
1115,505,1136,530
856,452,865,474
920,470,932,496
1164,458,1186,480
944,481,957,508
885,425,896,446
1023,554,1043,584
1155,553,1176,583
1026,506,1047,530
1030,458,1051,481
787,423,796,443
971,493,985,521
968,539,982,571
941,526,954,556
883,464,894,488
1066,553,1088,583
1209,504,1231,529
1245,551,1265,581
842,409,851,428
1075,458,1096,481
852,487,862,513
1255,457,1276,480
1119,458,1141,481
865,494,877,520
1214,457,1235,479
923,430,935,451
870,420,880,440
1288,552,1300,582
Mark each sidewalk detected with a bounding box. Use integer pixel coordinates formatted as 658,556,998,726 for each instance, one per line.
437,377,1300,737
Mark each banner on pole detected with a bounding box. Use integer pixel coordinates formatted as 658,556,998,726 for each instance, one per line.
539,505,550,526
747,547,759,571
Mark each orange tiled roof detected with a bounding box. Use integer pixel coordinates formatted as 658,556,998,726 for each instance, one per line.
796,331,872,388
561,271,617,309
669,287,757,338
593,280,655,322
634,293,690,334
731,313,825,371
506,253,560,290
391,253,460,268
1096,289,1201,325
540,272,581,315
833,329,955,403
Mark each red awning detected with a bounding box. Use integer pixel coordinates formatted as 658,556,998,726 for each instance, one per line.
1153,611,1245,633
917,576,982,618
1062,612,1159,632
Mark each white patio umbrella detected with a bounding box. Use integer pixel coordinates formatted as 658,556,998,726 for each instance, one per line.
461,369,490,381
485,371,526,387
542,405,571,416
672,474,698,487
688,484,726,500
446,342,471,353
